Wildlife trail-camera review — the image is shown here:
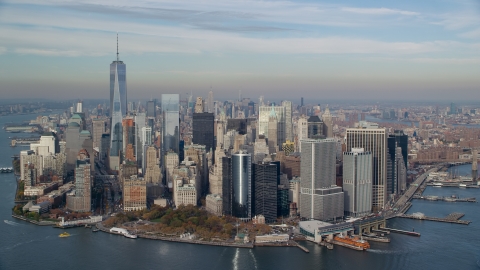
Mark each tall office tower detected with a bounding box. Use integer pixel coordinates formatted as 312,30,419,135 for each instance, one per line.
195,97,204,113
231,151,252,220
449,102,457,115
92,119,105,149
307,116,324,139
141,126,152,172
122,117,135,160
144,146,161,184
296,115,308,152
66,149,91,212
258,104,287,147
209,148,225,195
343,148,372,217
299,139,344,221
346,121,386,212
282,101,293,142
207,90,214,113
162,94,180,156
322,107,333,138
222,155,233,215
66,117,93,172
109,35,126,170
387,130,408,195
165,151,179,190
216,119,225,149
193,112,215,152
267,108,278,154
146,100,156,119
135,113,146,169
395,147,407,194
253,162,278,222
473,150,478,180
301,97,304,107
100,134,110,162
123,176,147,211
76,100,83,113
110,34,127,118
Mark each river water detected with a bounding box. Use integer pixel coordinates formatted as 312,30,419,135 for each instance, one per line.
0,113,479,270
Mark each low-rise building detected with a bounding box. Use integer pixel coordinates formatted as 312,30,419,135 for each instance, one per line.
255,234,289,243
206,194,222,216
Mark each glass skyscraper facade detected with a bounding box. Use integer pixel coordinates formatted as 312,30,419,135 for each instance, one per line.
109,39,126,170
109,62,125,170
161,94,180,154
232,151,252,220
110,61,127,118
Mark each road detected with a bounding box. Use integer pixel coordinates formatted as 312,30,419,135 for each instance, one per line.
384,166,442,219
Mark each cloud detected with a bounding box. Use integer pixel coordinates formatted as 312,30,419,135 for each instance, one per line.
0,47,6,54
460,27,480,39
341,7,419,16
14,48,85,57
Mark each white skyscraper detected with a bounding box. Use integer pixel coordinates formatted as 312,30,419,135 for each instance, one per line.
343,148,372,217
299,138,344,221
346,121,386,212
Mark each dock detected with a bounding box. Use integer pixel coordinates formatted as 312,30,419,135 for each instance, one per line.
399,212,471,225
381,227,421,237
427,183,479,188
295,243,310,253
412,195,476,203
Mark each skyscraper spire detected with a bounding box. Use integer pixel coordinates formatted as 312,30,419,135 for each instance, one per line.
116,32,119,62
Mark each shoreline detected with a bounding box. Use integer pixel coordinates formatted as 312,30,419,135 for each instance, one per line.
94,223,313,251
95,223,254,248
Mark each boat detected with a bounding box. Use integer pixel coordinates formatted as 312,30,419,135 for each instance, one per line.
110,227,137,239
92,228,100,232
459,184,467,188
59,232,71,238
333,234,370,250
85,224,91,228
326,243,334,250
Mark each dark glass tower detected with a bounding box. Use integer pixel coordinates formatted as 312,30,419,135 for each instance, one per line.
232,151,252,220
387,130,408,195
253,162,278,222
192,112,214,152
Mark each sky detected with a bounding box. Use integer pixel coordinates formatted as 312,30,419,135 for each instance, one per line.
0,0,479,102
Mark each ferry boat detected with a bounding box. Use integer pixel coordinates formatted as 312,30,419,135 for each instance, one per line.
333,234,370,250
432,183,443,187
59,232,71,238
110,227,137,239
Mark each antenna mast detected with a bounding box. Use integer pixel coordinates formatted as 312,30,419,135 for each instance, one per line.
116,32,119,61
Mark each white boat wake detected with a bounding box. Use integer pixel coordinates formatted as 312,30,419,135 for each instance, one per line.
4,220,20,226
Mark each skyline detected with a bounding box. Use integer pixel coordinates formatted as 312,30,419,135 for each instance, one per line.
0,0,479,101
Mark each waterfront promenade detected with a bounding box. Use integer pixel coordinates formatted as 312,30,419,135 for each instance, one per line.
96,222,254,248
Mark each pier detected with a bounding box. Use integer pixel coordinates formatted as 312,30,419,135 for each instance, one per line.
399,212,471,225
10,137,40,146
427,183,479,188
412,195,476,203
380,227,420,237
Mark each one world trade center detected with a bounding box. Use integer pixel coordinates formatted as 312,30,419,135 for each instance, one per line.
109,34,127,170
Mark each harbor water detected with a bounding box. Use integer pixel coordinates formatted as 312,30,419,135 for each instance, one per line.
1,113,480,269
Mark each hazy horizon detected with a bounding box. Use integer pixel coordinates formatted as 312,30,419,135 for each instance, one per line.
1,0,479,101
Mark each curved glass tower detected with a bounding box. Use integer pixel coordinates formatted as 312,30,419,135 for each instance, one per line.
232,151,252,220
